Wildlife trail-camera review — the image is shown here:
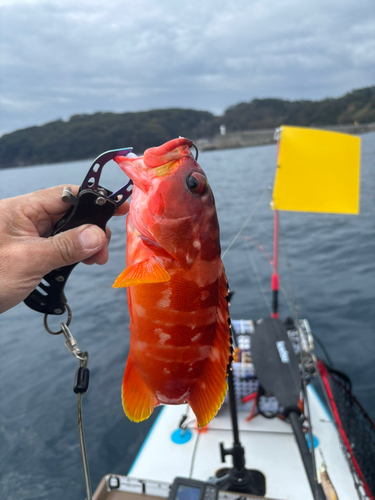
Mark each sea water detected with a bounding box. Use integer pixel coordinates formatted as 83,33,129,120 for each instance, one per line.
0,133,374,499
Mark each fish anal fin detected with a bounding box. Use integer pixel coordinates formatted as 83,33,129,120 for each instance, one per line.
189,369,228,428
112,257,171,287
122,354,155,422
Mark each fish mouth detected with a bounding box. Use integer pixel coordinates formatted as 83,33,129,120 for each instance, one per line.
114,138,197,189
142,137,195,169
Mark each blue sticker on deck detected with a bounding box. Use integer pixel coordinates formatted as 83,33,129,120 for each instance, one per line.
306,433,319,450
171,428,192,444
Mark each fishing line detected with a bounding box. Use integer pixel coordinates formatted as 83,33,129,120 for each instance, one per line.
60,323,92,500
242,238,272,314
311,333,334,367
278,218,336,367
185,425,295,436
277,220,323,494
278,279,298,319
241,235,296,318
222,186,270,260
189,431,201,478
278,218,299,319
302,380,320,500
277,226,320,495
242,236,273,265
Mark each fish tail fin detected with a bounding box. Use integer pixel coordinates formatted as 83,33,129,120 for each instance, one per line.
122,353,156,422
188,264,232,428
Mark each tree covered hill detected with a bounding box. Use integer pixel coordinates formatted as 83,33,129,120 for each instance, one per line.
0,109,214,168
221,86,375,131
0,86,374,168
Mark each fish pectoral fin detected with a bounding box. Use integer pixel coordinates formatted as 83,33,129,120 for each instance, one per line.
122,354,156,422
112,257,171,287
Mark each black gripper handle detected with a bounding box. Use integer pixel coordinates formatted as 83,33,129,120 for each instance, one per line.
24,188,118,315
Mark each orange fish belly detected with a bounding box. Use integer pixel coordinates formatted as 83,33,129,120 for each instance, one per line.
121,225,231,427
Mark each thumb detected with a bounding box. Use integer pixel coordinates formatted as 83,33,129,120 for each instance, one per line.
40,224,107,273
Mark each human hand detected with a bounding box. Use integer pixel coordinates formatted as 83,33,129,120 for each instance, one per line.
0,185,129,313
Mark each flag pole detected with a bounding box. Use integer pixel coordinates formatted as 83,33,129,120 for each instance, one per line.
271,129,281,319
271,209,279,318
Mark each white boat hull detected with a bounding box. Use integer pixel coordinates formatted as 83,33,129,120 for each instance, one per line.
129,385,357,500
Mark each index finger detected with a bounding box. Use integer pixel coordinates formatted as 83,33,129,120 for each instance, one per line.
27,185,80,216
28,185,129,217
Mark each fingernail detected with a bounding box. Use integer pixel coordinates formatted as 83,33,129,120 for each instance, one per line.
79,226,103,249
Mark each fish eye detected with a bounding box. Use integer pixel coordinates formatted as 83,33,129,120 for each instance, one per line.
186,172,208,196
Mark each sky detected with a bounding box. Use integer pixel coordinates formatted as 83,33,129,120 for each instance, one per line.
0,0,374,136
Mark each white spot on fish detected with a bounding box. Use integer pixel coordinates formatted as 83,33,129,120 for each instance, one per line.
191,333,201,342
157,288,172,308
209,346,221,362
217,308,224,322
193,240,201,250
200,382,206,389
163,368,171,374
200,290,210,301
199,345,211,357
154,328,171,343
160,332,171,342
134,303,147,318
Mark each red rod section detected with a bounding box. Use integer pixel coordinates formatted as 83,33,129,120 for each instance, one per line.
271,209,279,318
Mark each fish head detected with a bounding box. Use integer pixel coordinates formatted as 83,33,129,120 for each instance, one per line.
115,138,220,268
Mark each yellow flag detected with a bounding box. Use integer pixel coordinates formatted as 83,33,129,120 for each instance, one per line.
272,126,361,214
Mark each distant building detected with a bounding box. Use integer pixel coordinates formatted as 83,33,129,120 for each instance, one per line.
220,124,226,135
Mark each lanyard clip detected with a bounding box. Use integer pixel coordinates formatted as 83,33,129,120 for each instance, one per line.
24,148,133,319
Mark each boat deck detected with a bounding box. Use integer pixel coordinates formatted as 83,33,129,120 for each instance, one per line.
127,386,357,500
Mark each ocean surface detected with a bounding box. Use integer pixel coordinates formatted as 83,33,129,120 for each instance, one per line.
1,133,374,499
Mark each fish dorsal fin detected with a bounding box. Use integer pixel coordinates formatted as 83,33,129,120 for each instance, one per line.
112,257,171,287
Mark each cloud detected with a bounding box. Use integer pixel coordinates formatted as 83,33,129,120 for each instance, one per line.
0,0,374,135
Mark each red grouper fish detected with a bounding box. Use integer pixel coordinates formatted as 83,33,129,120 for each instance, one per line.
113,137,232,428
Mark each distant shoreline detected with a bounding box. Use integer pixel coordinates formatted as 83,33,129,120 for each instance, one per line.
0,122,374,170
195,122,375,152
1,86,374,169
